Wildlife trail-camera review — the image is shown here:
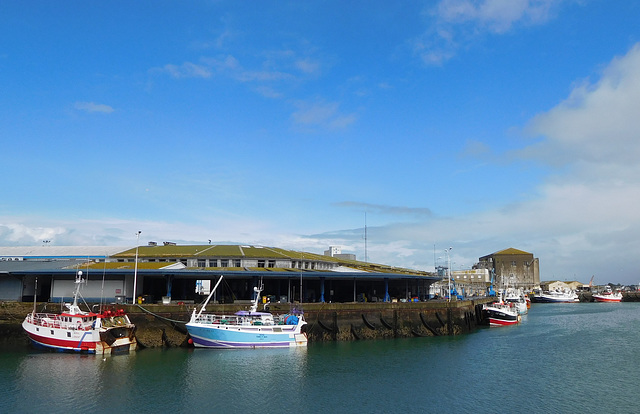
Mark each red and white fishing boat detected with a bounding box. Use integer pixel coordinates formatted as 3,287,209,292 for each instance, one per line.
593,286,623,303
482,294,521,327
22,271,137,354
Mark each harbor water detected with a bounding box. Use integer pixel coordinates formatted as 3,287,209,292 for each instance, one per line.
2,302,639,413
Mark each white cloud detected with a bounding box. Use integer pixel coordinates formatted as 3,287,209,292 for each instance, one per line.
160,62,212,79
0,223,66,245
417,0,565,65
436,0,557,32
296,43,640,283
291,100,357,130
524,43,640,165
74,102,114,114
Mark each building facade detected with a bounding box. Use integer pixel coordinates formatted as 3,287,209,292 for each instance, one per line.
476,247,540,290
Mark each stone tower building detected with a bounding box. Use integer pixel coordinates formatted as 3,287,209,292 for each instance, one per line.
476,247,540,289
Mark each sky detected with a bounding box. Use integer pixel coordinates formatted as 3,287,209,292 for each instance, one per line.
2,0,640,285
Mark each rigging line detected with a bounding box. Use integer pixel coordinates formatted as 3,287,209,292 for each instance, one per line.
135,304,188,325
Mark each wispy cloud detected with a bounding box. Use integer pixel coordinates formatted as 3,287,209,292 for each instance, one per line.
334,201,433,218
290,100,357,130
158,62,212,79
74,102,114,114
415,0,566,65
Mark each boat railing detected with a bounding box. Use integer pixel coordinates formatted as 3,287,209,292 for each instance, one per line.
27,313,93,330
194,314,240,325
193,313,280,326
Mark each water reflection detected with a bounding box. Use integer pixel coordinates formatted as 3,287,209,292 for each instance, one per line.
3,304,640,414
184,347,308,411
14,353,105,412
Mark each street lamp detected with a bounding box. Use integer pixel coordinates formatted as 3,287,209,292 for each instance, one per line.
445,247,452,302
132,231,141,304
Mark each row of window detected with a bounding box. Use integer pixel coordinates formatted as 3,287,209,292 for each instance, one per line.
116,257,329,270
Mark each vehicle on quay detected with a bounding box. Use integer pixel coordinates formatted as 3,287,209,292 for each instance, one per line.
22,271,137,354
186,276,307,349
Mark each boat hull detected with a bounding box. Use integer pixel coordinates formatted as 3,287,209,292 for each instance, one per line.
532,294,578,303
482,306,520,327
22,319,137,354
593,295,622,303
186,322,307,349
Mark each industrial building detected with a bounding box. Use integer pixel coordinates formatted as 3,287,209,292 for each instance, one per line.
476,247,540,289
0,244,438,304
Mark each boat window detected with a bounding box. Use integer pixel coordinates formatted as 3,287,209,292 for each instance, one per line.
67,332,71,337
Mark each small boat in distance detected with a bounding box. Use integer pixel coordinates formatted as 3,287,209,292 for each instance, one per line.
593,286,623,302
186,276,307,349
22,271,137,354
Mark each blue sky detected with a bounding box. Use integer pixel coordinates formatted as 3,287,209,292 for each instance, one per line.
2,1,640,285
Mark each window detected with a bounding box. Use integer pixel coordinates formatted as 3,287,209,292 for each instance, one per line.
210,259,218,267
268,260,275,268
234,259,241,267
198,259,206,267
220,259,228,267
511,261,517,266
258,260,265,268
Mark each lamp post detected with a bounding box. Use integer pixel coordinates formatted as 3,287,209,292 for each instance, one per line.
445,247,452,302
132,231,141,304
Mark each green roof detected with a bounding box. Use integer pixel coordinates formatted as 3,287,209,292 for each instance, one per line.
491,247,531,256
112,244,431,276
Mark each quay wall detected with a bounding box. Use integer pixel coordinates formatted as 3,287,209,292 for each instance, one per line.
0,299,495,349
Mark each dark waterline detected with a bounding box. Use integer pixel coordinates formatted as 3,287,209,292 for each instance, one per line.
2,303,639,413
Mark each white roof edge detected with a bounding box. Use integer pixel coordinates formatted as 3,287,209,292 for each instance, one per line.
331,265,368,273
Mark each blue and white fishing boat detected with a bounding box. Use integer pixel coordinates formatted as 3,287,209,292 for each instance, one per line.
186,276,307,349
532,289,578,303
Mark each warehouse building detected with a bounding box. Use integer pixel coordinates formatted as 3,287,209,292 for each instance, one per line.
0,243,438,304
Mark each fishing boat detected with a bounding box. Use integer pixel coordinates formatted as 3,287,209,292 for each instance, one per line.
593,286,623,302
531,289,578,303
186,276,307,349
504,288,528,314
22,271,137,354
482,297,521,327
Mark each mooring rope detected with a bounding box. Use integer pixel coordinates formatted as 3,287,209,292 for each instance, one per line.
135,304,188,325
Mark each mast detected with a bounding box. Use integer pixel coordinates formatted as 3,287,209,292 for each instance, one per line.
364,212,368,263
250,279,264,313
32,277,37,317
195,275,224,320
132,230,141,304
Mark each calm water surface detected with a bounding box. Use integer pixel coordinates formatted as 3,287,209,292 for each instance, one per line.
2,302,639,413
